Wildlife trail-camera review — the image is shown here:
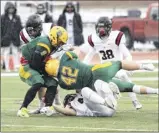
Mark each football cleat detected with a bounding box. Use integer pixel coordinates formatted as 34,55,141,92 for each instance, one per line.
108,82,121,99
40,106,56,116
132,100,142,110
30,99,45,114
17,107,29,117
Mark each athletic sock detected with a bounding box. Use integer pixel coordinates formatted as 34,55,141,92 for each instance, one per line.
133,85,158,94
45,86,57,106
20,83,42,109
128,92,138,101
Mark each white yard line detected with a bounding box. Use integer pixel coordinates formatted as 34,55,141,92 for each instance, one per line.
136,60,158,64
131,77,158,81
1,124,157,131
1,95,158,100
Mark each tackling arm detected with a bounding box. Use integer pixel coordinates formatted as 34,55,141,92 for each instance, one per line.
83,48,96,64
53,105,76,116
119,35,132,61
30,43,50,72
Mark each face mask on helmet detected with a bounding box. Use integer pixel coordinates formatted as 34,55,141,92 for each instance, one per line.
26,24,42,38
96,18,112,39
49,26,68,49
63,94,77,107
26,15,43,38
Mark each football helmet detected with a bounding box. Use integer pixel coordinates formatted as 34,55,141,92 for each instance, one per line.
45,59,60,76
63,94,77,107
49,26,68,47
25,14,42,38
95,17,112,38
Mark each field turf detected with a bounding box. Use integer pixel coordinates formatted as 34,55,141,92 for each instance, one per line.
1,70,158,132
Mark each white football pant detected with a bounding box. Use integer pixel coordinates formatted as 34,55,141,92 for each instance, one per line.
81,80,117,117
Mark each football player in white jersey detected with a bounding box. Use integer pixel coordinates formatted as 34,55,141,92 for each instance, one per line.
19,14,69,114
82,17,142,110
53,81,120,117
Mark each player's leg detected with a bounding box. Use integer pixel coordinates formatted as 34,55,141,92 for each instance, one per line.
11,44,20,71
53,86,62,105
30,87,47,114
38,87,46,107
40,76,58,116
85,99,116,117
81,87,116,117
82,81,118,110
111,78,158,94
121,60,155,71
1,48,5,69
3,46,10,72
115,70,142,110
17,65,45,117
94,80,119,109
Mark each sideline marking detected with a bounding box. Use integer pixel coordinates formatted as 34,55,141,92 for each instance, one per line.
1,124,158,131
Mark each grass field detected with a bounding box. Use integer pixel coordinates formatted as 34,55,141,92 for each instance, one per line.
1,67,158,132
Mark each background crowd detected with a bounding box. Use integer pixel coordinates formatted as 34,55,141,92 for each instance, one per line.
0,1,157,72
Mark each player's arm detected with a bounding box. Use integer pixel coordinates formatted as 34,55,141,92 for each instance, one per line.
83,34,96,64
83,48,96,64
119,34,132,61
30,42,50,71
51,44,75,60
53,105,76,116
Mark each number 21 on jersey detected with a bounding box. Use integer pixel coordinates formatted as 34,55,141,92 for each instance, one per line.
61,66,79,86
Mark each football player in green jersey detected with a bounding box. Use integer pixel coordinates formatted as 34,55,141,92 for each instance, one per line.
44,51,158,114
17,26,68,117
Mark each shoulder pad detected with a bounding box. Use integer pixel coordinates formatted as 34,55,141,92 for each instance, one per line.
115,31,124,46
88,35,94,47
19,28,32,43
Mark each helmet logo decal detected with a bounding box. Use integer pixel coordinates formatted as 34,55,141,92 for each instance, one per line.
57,30,62,37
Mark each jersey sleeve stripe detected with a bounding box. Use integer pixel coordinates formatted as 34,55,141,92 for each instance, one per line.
66,52,73,59
88,35,94,47
91,62,112,71
37,43,51,53
115,32,123,46
20,31,29,43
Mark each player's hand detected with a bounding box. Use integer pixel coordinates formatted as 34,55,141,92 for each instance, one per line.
63,44,74,51
141,63,155,71
40,106,57,116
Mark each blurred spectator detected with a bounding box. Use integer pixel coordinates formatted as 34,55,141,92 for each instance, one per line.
36,4,53,23
1,2,22,72
57,2,84,46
